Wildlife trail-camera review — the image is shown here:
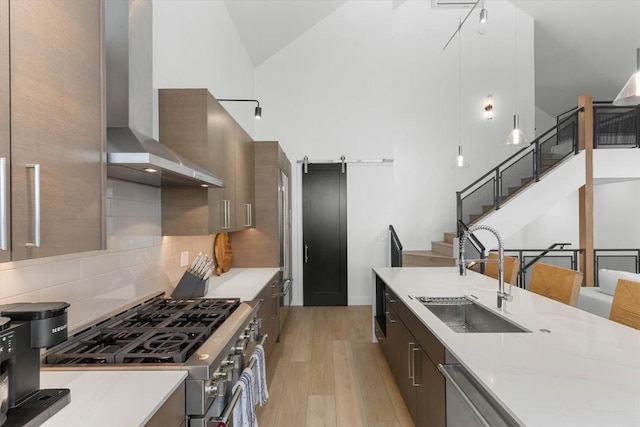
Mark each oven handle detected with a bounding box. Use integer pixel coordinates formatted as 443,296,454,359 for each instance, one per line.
215,333,269,427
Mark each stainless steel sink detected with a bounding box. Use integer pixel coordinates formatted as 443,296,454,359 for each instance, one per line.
418,296,530,333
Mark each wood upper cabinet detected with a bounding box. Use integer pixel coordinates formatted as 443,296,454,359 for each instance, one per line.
231,141,291,268
0,0,10,264
1,0,105,261
159,88,255,235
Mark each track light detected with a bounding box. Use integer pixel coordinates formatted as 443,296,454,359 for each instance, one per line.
613,48,640,106
217,99,263,119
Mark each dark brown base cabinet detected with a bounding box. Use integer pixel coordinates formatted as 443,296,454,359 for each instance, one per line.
255,271,282,357
377,276,446,427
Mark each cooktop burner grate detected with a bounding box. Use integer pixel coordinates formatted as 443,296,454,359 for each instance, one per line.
45,297,240,365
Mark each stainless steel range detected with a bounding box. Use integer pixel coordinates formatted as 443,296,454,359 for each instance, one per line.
42,294,264,427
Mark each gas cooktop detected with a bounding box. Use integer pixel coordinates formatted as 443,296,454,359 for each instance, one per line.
45,296,240,365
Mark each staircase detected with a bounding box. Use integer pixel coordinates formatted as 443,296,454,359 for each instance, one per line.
467,151,567,223
403,232,457,267
398,102,639,268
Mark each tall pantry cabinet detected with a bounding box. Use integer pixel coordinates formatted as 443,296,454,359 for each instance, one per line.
0,0,106,262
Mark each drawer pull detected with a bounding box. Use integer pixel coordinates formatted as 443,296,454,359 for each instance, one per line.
384,311,396,323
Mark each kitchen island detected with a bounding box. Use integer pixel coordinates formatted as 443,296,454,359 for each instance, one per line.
374,267,640,427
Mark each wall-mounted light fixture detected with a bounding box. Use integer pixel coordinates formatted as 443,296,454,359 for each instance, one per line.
217,98,262,119
613,48,640,106
484,95,494,120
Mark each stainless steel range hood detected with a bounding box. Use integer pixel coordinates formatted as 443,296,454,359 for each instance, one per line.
105,0,223,188
106,128,224,187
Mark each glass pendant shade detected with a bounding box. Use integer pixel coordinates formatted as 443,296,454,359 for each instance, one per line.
613,48,640,106
505,114,528,146
479,8,488,24
455,145,470,168
254,106,262,119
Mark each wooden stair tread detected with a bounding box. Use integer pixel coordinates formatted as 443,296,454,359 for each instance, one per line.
403,250,456,267
403,250,453,258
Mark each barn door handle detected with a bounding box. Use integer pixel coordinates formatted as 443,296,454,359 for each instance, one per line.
304,244,309,263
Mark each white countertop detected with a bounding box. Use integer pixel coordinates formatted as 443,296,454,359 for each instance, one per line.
374,267,640,427
39,370,187,427
204,267,280,300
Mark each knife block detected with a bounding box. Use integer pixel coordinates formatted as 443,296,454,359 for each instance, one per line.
171,271,209,299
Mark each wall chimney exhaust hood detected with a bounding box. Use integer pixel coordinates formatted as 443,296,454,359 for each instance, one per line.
107,128,224,188
105,0,223,188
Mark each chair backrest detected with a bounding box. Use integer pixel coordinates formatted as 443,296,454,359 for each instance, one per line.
529,262,583,306
484,252,520,285
609,279,640,330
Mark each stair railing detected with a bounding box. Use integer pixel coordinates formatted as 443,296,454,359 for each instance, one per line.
457,220,486,273
488,244,582,288
456,107,583,227
593,249,640,286
389,225,403,267
593,102,640,148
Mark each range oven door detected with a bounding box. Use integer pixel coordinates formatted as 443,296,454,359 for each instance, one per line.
203,334,269,427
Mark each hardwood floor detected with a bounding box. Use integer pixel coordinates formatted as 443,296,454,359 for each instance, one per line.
256,306,414,427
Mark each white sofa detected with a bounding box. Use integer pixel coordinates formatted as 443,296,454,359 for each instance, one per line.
577,269,640,318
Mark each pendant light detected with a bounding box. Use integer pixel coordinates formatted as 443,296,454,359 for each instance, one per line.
505,2,528,146
455,17,469,168
613,48,640,106
479,0,488,24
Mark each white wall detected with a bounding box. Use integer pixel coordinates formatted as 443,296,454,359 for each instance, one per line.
594,180,640,248
152,0,256,138
392,0,535,251
535,105,556,137
256,1,394,305
255,0,534,305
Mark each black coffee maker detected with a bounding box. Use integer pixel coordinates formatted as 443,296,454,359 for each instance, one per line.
0,302,71,427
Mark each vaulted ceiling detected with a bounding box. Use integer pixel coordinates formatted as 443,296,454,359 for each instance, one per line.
224,0,640,117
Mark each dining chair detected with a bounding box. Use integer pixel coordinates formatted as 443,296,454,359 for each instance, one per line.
529,262,583,306
609,279,640,330
484,252,520,285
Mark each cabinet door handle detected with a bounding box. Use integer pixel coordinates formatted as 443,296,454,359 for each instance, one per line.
384,311,396,323
221,200,230,229
384,292,396,303
244,203,252,227
272,293,278,319
0,158,7,250
412,347,420,387
304,244,309,263
408,342,414,380
26,164,41,247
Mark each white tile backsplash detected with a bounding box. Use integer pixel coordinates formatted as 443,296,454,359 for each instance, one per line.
0,179,214,332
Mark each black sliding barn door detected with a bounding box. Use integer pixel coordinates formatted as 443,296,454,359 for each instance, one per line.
302,163,347,306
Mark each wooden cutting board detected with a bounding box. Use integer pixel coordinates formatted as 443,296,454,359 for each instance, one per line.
214,232,233,275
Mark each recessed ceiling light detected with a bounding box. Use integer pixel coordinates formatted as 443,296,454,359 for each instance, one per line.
201,184,209,188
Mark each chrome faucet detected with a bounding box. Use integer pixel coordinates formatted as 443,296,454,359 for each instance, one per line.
458,224,513,310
